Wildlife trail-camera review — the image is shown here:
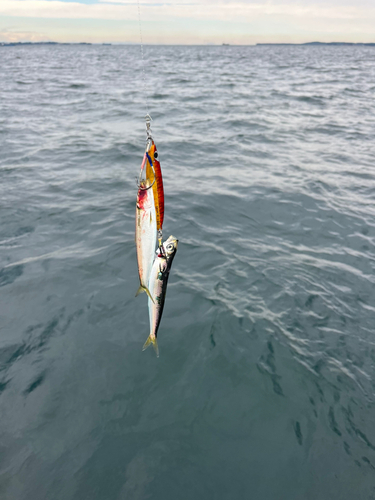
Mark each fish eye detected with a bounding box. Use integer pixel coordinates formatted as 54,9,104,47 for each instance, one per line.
154,151,158,159
167,244,173,250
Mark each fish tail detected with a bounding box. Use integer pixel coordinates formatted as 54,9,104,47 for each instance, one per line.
142,335,159,358
135,285,155,303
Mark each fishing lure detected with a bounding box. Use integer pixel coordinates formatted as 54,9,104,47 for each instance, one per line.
135,116,165,300
147,140,164,245
144,116,164,246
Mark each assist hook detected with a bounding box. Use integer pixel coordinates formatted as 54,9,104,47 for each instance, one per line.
137,148,156,190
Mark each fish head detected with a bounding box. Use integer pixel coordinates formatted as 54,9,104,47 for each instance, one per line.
137,185,153,210
162,235,178,262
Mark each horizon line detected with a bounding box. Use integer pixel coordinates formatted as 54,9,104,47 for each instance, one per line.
1,41,375,46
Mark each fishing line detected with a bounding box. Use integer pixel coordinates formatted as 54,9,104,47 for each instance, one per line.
136,0,163,248
137,0,150,118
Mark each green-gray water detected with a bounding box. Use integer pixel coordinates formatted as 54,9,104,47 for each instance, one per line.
1,45,375,499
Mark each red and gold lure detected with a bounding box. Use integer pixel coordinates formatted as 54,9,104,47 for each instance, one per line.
135,117,165,301
146,139,164,245
143,116,164,246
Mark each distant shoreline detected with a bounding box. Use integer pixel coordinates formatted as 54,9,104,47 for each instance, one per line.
257,42,375,46
0,42,94,47
1,41,375,47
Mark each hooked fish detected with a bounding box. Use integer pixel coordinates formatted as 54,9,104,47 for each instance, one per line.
142,235,178,356
135,147,157,302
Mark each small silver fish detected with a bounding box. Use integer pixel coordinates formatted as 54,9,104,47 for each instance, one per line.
135,172,157,302
142,235,178,356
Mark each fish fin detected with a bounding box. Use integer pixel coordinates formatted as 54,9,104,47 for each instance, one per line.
145,287,155,303
135,285,155,304
142,335,159,357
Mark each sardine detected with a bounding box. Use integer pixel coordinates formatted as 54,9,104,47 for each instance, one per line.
142,235,178,356
135,154,157,302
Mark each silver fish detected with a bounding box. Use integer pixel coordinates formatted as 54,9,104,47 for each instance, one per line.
142,235,178,356
135,163,157,302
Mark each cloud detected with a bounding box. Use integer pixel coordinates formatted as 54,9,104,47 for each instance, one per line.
1,0,375,21
0,1,135,20
0,27,51,42
0,0,374,43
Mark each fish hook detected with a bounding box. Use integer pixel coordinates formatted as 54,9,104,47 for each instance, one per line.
157,244,166,258
157,229,163,249
136,146,156,190
136,175,155,191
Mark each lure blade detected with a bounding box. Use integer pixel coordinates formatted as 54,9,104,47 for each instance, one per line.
147,141,164,234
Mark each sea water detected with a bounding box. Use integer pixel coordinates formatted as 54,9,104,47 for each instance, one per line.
1,44,375,499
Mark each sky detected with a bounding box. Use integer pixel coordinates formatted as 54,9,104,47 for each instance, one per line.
0,0,375,44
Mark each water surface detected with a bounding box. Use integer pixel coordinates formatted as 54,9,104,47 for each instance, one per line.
1,44,375,499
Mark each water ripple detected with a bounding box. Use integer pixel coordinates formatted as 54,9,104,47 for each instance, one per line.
1,44,375,499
